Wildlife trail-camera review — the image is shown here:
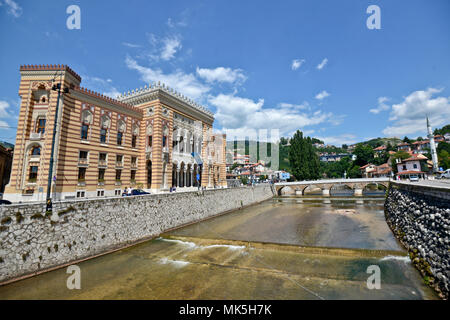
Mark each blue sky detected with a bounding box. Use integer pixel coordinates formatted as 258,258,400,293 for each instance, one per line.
1,0,449,146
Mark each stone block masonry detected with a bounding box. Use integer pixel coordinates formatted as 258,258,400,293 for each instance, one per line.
385,182,450,299
0,185,274,284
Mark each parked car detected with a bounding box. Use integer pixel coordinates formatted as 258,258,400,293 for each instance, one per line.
440,169,450,179
123,189,151,196
409,175,419,182
0,199,12,205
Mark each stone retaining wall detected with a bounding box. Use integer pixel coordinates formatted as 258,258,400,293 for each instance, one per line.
0,185,274,284
385,182,450,299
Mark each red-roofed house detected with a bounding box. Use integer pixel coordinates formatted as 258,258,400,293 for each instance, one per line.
396,154,429,179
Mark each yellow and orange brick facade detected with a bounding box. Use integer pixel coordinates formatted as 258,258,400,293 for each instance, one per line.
3,65,226,202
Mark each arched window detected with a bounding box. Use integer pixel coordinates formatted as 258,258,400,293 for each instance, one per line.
100,115,111,143
81,124,89,140
132,124,139,148
31,146,41,156
117,119,126,146
162,125,169,148
36,118,46,134
147,125,153,147
81,110,93,140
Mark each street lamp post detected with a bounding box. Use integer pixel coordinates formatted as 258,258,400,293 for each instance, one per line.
46,81,68,212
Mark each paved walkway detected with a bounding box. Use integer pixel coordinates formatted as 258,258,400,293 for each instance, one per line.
393,179,450,190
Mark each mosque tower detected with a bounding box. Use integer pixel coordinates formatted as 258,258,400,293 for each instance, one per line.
427,116,439,173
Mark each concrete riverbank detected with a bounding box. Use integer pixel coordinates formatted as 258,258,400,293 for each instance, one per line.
0,185,274,284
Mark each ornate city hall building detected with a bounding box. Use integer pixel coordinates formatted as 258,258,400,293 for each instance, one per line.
3,65,226,202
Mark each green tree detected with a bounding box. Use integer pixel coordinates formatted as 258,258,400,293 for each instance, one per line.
342,144,348,150
353,144,374,166
391,151,411,174
438,150,450,170
348,165,361,178
437,141,450,154
288,130,320,180
434,124,450,135
403,136,411,143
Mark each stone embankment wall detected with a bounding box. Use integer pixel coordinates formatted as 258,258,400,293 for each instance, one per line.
0,185,274,283
385,182,450,299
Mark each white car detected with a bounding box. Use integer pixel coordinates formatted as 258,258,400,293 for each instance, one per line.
440,169,450,179
409,175,419,182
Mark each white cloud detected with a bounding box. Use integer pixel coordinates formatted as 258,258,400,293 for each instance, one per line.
82,76,121,99
315,90,330,100
0,100,12,118
315,134,358,146
160,37,182,61
369,96,390,114
167,17,187,28
316,58,328,70
2,0,22,18
291,59,305,70
122,42,141,48
277,102,309,110
382,88,450,137
196,67,247,84
209,93,337,138
125,56,210,100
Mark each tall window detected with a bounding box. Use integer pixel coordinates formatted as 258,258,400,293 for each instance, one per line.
117,132,123,146
132,134,137,148
81,124,89,140
100,128,107,143
99,153,107,161
148,135,152,147
78,167,86,181
131,156,137,166
131,170,136,181
29,166,38,182
79,150,88,159
98,169,105,181
31,146,41,156
115,169,122,181
36,118,46,134
163,126,169,148
116,155,123,164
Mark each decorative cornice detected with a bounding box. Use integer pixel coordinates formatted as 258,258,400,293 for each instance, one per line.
72,86,143,118
20,64,82,82
117,83,214,123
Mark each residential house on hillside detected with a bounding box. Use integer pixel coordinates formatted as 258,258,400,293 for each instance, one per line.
373,163,392,178
360,163,377,178
396,142,411,152
374,145,386,158
396,153,429,180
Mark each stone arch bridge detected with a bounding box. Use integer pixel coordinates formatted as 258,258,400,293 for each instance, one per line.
275,178,390,196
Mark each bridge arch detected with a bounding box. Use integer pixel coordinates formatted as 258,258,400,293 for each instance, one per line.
329,183,354,197
362,182,388,195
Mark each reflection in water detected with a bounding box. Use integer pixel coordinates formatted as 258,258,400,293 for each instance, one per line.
0,197,438,300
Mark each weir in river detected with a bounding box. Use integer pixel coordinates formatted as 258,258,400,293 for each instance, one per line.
0,195,438,300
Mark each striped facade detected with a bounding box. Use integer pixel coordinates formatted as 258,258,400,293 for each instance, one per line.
3,65,226,202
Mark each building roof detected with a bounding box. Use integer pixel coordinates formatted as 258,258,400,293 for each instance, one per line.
404,154,428,162
360,163,374,169
397,142,410,147
374,146,386,151
398,170,425,175
72,86,142,115
20,64,81,82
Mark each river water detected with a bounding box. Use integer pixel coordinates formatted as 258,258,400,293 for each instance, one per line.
0,195,438,300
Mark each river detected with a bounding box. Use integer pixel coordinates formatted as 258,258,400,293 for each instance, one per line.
0,195,438,299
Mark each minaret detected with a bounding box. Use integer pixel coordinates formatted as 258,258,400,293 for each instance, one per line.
427,117,439,173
